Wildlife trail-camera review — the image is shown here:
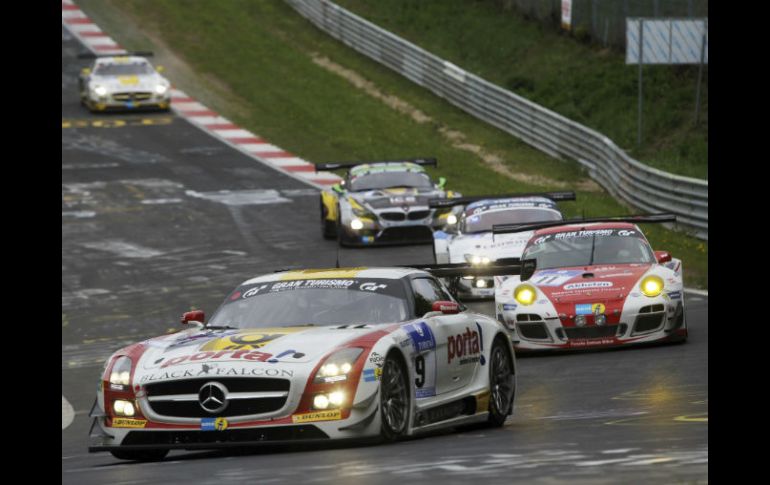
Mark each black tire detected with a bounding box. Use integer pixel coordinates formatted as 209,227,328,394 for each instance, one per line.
320,198,336,239
380,353,410,441
110,449,169,462
487,337,515,427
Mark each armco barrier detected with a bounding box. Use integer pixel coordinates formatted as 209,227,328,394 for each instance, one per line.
285,0,708,240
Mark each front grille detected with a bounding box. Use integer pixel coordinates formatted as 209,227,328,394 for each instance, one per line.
633,313,665,334
380,212,406,221
378,226,433,242
122,425,329,446
564,325,618,340
113,92,153,101
407,210,431,220
517,322,550,340
145,378,290,419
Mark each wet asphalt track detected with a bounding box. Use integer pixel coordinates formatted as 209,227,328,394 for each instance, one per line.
62,25,707,484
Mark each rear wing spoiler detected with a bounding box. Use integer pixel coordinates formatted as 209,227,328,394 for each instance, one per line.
405,258,536,281
77,51,154,59
315,157,437,172
492,213,677,235
428,191,576,209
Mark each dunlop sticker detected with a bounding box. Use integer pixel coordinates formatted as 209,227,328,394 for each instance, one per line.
291,409,342,424
112,418,147,428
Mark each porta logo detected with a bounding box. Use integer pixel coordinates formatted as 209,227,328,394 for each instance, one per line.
448,327,481,364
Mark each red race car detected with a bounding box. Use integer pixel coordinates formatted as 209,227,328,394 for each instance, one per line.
493,215,688,352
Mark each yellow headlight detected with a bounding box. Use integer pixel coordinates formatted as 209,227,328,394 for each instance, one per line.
640,275,664,297
514,284,537,305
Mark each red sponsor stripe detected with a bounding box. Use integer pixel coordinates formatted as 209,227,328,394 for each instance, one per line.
259,151,295,159
228,137,266,144
281,165,315,173
207,123,239,131
184,110,219,117
94,44,123,51
65,17,94,24
62,4,79,10
79,31,107,37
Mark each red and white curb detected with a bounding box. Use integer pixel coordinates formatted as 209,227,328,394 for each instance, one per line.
62,0,341,190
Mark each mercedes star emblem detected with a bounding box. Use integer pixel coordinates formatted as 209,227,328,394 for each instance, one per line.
198,381,228,414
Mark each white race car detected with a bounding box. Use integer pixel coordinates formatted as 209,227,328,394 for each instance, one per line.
493,215,688,353
88,266,521,461
430,192,575,299
78,53,171,112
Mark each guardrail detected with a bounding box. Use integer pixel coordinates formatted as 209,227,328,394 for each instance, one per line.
285,0,708,240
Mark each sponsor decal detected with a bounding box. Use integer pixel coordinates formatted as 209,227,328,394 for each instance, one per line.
161,349,274,367
563,281,613,290
361,236,375,244
568,338,616,347
201,417,228,431
368,351,384,367
415,387,436,398
363,367,383,382
448,327,481,364
112,418,147,428
474,390,491,413
531,269,583,287
575,303,605,315
201,328,304,351
139,367,294,383
292,409,342,424
242,285,269,299
267,349,305,363
360,282,388,292
667,291,682,300
402,322,436,353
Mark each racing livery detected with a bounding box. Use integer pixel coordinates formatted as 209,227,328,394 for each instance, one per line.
431,192,575,299
89,267,518,461
317,158,462,246
78,53,171,112
493,215,687,352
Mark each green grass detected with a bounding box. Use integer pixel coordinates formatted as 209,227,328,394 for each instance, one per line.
334,0,708,180
74,0,707,289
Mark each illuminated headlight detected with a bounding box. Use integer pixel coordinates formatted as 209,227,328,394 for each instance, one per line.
640,275,664,297
465,254,490,265
313,394,330,410
446,214,458,225
476,279,487,288
313,348,363,383
154,83,168,95
113,399,136,417
109,356,132,388
328,391,345,407
514,284,537,305
92,85,107,97
350,219,364,231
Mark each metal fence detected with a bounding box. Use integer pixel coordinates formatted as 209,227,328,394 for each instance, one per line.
493,0,708,50
285,0,708,239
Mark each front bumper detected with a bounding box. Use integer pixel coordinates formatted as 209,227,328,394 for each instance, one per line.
339,221,437,246
501,298,687,353
85,92,171,111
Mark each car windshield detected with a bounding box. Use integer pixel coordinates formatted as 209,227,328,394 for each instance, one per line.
522,228,655,269
94,62,153,76
463,208,562,233
349,172,433,192
208,278,410,328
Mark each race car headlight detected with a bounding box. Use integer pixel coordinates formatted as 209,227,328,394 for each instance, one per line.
446,214,458,225
113,399,136,417
640,275,664,297
92,85,107,97
109,356,132,388
313,347,363,384
514,284,537,306
465,254,491,265
350,219,364,231
154,83,169,95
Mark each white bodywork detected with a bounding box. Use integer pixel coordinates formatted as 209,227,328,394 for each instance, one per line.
90,268,515,450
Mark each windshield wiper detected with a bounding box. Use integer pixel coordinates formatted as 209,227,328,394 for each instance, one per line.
588,234,597,266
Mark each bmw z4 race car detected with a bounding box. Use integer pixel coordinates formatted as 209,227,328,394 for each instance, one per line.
78,52,171,112
89,265,521,461
493,215,688,353
431,192,575,300
318,158,462,246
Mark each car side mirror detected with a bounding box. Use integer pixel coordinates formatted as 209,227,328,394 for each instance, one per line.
654,250,672,264
156,65,165,73
81,67,91,75
437,177,447,189
432,301,460,314
181,310,205,324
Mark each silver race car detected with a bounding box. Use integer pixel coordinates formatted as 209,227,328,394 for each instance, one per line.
78,52,171,112
318,158,462,246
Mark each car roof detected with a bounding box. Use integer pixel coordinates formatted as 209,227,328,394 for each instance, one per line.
532,221,639,237
240,267,428,285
